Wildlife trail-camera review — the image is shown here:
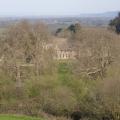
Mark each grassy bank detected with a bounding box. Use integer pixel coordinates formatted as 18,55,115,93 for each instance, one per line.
0,115,43,120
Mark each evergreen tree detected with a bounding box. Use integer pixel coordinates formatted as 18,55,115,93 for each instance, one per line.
109,12,120,34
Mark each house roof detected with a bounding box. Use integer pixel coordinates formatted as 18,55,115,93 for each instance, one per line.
52,37,72,51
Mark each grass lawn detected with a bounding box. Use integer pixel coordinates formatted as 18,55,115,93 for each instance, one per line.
0,115,44,120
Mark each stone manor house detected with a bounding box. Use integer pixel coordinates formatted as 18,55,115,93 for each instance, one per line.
44,37,77,60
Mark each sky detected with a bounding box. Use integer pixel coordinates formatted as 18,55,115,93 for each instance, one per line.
0,0,119,17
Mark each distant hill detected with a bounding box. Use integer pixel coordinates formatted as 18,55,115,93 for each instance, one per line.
79,11,119,18
0,11,119,29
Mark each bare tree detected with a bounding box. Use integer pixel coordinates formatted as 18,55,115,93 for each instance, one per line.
1,21,54,87
70,27,120,78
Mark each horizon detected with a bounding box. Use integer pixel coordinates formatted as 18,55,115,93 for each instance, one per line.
0,11,119,18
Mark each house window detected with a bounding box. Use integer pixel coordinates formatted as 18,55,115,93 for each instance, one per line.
59,54,61,59
63,54,64,58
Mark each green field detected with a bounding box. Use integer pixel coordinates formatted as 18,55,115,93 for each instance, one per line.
0,115,44,120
